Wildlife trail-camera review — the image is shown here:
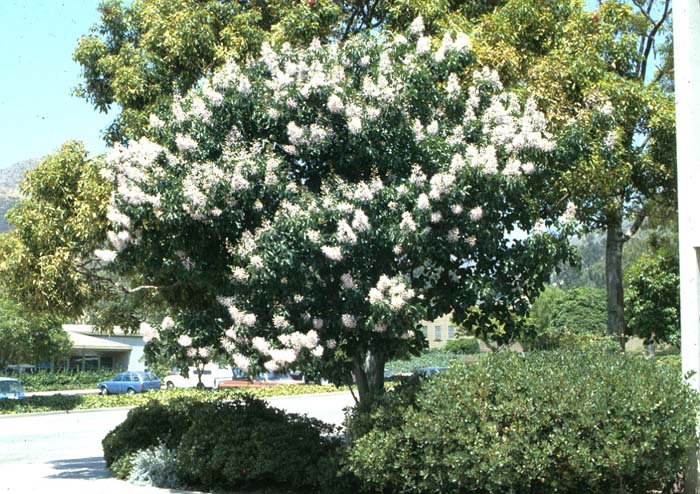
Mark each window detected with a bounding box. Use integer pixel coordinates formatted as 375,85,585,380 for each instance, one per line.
421,325,428,337
434,326,442,341
448,325,456,340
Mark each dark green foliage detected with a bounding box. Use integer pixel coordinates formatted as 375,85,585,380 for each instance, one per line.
524,285,609,350
347,351,699,494
625,252,680,346
443,337,480,355
344,375,423,443
110,453,137,480
176,397,346,493
102,398,207,467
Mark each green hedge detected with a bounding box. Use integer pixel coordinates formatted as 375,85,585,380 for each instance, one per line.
0,385,343,415
443,337,480,354
347,351,699,494
103,398,206,468
3,370,115,392
177,397,348,493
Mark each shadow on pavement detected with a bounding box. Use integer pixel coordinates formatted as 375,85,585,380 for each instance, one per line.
47,456,112,480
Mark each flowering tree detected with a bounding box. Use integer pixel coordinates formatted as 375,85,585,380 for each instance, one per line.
98,20,574,403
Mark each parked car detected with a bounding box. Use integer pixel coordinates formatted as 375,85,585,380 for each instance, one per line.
260,371,305,384
414,366,449,377
98,371,161,395
163,365,233,389
218,370,305,388
0,377,24,400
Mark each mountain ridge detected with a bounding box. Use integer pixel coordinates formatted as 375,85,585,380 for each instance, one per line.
0,158,39,233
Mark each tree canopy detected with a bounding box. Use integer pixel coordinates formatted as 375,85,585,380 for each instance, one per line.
0,142,112,319
0,294,71,369
475,0,675,344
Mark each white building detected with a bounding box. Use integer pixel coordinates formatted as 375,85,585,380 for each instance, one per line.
63,324,147,372
673,1,700,492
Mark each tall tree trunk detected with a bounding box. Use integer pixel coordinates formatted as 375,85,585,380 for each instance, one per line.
353,350,386,405
605,219,626,351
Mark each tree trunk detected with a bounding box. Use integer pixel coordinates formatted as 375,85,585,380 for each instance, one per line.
353,350,386,405
605,220,626,351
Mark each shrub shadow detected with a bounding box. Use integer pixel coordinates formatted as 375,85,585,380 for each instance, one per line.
47,456,112,480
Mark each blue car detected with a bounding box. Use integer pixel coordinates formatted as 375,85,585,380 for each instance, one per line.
98,371,161,395
0,377,24,400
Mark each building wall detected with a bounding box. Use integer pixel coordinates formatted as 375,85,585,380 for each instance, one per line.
65,325,147,371
420,313,459,348
99,335,146,371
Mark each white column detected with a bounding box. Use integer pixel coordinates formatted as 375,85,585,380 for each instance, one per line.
675,1,700,492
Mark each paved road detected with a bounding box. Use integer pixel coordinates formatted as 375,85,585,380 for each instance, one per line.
0,391,355,493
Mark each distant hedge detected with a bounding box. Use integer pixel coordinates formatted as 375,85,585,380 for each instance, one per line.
348,351,699,494
8,370,114,392
444,337,480,354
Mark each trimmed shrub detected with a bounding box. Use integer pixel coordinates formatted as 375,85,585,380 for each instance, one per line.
347,351,699,494
444,337,480,355
176,397,346,493
102,398,207,468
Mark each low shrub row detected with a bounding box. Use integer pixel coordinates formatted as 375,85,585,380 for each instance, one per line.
2,370,115,392
104,397,353,493
347,351,699,494
0,384,342,415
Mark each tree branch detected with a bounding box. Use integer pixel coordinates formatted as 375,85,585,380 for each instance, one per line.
639,0,671,82
623,206,648,242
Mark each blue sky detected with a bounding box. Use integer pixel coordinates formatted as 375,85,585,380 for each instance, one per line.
0,0,115,169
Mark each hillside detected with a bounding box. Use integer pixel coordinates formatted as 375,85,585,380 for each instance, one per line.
0,159,38,233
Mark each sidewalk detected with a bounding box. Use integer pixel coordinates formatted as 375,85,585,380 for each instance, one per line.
0,460,208,494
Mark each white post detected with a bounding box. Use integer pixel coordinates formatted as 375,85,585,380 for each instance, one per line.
675,1,700,492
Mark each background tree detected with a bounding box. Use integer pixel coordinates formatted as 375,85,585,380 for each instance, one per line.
523,284,610,350
624,222,680,349
473,0,675,348
96,25,575,403
0,294,71,369
0,141,111,319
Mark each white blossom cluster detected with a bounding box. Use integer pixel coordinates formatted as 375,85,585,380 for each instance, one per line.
367,275,415,312
141,322,159,343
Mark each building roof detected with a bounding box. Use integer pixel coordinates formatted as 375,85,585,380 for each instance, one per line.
68,331,133,352
63,324,144,337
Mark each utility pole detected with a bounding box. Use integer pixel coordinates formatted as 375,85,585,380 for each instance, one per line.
674,1,700,492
